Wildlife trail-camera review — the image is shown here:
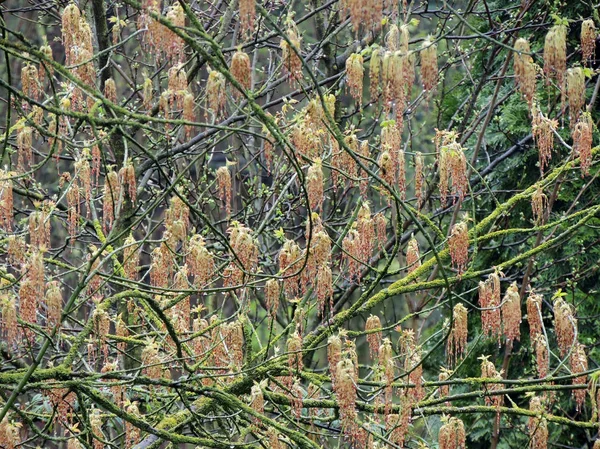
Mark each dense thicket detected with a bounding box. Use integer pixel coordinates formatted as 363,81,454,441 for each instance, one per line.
0,1,599,448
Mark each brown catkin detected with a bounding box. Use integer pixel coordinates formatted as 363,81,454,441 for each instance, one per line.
378,337,394,413
103,170,120,233
573,112,593,176
365,315,382,359
265,278,281,319
125,402,141,448
168,65,187,110
527,291,544,338
439,416,466,449
21,64,39,106
342,228,362,281
29,205,51,249
480,356,503,415
448,303,468,364
437,132,468,206
104,78,117,103
0,416,20,449
164,3,186,63
531,104,557,174
335,358,358,441
386,404,411,447
281,22,303,84
501,281,521,342
1,295,18,348
406,235,421,275
287,331,303,375
421,37,438,92
119,163,137,203
279,239,301,298
224,319,245,368
0,171,13,232
239,0,255,36
45,281,62,330
533,334,549,379
16,126,33,172
316,263,333,316
250,382,264,424
224,222,258,288
216,166,232,216
357,203,374,265
342,0,383,34
553,296,576,357
414,151,424,209
378,150,394,192
581,19,596,64
531,187,549,225
328,334,342,387
439,368,451,402
528,396,548,449
514,38,536,106
307,159,324,211
397,148,406,200
346,53,364,104
448,221,469,273
479,271,502,341
123,234,140,280
570,342,587,411
231,50,252,96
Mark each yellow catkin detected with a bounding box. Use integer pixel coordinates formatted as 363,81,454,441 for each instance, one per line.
40,44,54,86
183,91,195,139
370,48,382,100
206,70,226,119
566,67,585,124
142,76,153,111
187,234,214,288
543,24,567,88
